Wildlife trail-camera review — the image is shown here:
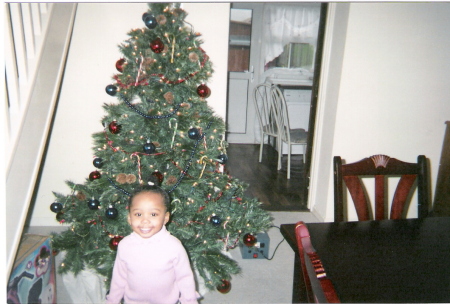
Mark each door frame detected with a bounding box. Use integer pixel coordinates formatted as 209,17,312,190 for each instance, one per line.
225,2,329,209
226,2,264,144
304,3,328,199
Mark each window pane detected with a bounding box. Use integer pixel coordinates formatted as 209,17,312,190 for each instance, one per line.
228,9,252,72
290,43,314,69
265,43,315,71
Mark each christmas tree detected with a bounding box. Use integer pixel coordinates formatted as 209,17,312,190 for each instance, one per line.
50,2,272,293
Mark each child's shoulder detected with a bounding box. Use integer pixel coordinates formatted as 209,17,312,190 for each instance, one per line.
164,231,184,246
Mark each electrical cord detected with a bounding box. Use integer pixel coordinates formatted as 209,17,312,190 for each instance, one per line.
262,225,285,260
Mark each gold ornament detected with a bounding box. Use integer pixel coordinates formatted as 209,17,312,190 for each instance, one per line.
172,8,184,17
163,91,174,104
181,102,191,109
156,15,167,25
126,174,136,184
166,175,177,185
143,57,155,68
116,173,127,184
189,52,199,62
76,191,86,201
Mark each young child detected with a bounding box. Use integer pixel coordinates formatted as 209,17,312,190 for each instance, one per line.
106,185,199,304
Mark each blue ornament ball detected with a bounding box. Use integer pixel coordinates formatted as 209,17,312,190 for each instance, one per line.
93,157,103,168
105,207,119,219
87,199,100,210
188,128,201,140
105,84,117,96
142,12,150,21
143,142,156,154
50,202,63,213
144,14,158,29
218,154,228,164
210,215,222,226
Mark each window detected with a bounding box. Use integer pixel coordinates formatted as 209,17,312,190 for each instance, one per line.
228,9,252,72
265,43,315,71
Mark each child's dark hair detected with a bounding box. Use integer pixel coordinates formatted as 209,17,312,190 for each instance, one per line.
128,185,171,212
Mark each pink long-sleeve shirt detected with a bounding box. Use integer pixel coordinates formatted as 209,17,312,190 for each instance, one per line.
106,226,199,304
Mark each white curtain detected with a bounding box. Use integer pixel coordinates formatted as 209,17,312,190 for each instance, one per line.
261,3,321,66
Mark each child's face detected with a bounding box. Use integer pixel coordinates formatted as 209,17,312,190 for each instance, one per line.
127,192,170,239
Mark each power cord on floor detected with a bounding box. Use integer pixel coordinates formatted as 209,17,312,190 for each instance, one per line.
262,225,285,260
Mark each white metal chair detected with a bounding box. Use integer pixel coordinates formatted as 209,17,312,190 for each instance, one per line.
271,85,308,179
253,83,279,162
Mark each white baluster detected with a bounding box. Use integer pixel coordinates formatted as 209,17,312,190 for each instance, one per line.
21,3,36,59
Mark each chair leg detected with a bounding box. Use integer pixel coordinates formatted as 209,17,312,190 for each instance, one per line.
259,135,264,163
277,139,282,170
287,144,291,179
302,144,306,164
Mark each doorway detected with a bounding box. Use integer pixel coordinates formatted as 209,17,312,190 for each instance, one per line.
225,2,328,208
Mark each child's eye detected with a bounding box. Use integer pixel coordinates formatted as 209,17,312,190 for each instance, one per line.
135,213,141,217
151,213,157,216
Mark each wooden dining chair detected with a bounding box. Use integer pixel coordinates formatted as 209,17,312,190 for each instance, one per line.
334,154,430,222
271,85,308,179
295,221,340,303
253,83,279,163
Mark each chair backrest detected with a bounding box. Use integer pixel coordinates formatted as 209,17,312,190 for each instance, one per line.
334,155,430,222
270,85,291,142
253,83,278,138
295,221,340,303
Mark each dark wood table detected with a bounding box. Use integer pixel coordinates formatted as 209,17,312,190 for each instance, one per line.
281,217,450,303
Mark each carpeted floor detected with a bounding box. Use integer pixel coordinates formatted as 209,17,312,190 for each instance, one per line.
199,211,318,304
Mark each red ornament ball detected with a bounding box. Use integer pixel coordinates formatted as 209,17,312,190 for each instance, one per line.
116,58,126,72
109,121,121,134
89,170,101,181
197,84,211,98
109,236,124,251
152,171,164,184
216,279,231,294
243,233,257,247
150,38,165,53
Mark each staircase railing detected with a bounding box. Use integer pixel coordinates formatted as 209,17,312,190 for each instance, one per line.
5,3,51,166
4,2,78,279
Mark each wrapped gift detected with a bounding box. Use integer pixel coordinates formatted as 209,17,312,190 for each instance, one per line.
7,234,56,304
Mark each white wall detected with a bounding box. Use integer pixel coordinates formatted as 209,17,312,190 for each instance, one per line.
29,3,230,226
308,3,350,222
183,3,230,119
309,3,450,222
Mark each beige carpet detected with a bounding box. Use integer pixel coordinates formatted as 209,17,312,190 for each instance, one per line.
200,211,319,304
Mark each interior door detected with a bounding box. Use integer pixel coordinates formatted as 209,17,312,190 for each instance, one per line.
226,3,263,144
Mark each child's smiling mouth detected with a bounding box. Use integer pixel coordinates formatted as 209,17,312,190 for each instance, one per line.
140,228,151,233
